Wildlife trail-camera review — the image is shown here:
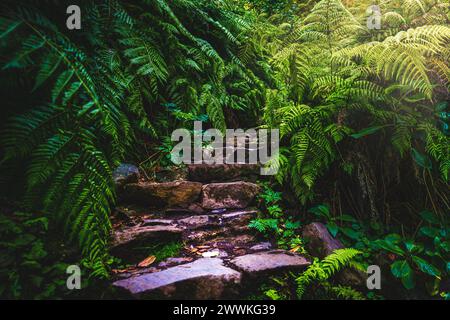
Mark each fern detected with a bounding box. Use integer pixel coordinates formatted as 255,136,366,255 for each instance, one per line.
0,0,268,278
296,248,362,299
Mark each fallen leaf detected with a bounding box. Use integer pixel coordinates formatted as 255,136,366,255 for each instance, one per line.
185,246,198,253
137,255,156,268
289,246,301,253
112,269,129,274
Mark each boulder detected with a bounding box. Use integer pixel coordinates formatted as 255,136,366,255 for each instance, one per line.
113,164,139,187
230,250,310,274
113,258,242,299
121,181,202,207
188,164,259,182
201,182,260,210
302,222,344,258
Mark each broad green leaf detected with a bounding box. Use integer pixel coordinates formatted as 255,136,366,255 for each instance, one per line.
339,214,357,223
412,148,432,170
350,126,385,139
391,260,411,278
419,211,439,224
404,240,423,253
440,240,450,253
374,239,405,255
326,222,339,237
341,227,361,240
385,233,402,244
412,256,441,278
419,226,439,238
308,204,331,219
401,271,416,290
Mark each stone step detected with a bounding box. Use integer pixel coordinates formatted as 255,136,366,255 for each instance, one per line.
113,258,242,299
112,250,310,299
111,224,184,257
110,209,259,257
120,180,202,207
176,209,258,229
118,180,260,211
187,163,260,182
230,250,310,275
201,182,260,210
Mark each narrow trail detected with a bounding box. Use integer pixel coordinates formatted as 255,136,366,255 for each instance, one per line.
109,162,311,299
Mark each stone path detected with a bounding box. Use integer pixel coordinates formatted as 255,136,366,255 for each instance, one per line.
110,163,310,299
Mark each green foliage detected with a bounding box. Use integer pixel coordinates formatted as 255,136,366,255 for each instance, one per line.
0,0,268,278
308,203,357,237
0,210,73,299
334,209,449,296
295,248,363,299
261,0,450,205
250,183,305,251
122,241,183,266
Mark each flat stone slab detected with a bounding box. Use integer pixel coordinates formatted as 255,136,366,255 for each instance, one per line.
121,181,202,207
230,250,310,274
201,182,260,210
176,210,257,230
177,215,210,226
113,258,241,299
112,225,183,249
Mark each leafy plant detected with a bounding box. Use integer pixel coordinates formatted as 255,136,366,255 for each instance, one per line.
308,203,357,237
295,248,363,299
0,0,268,277
371,210,449,293
250,184,305,251
0,210,76,299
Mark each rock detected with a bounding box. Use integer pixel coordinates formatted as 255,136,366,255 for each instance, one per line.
114,267,160,279
230,250,310,274
220,210,258,222
111,224,183,251
121,181,202,207
201,249,220,258
302,222,366,287
206,234,258,250
211,208,227,214
158,257,193,268
177,215,210,227
142,219,173,226
113,258,242,299
201,182,260,210
302,222,344,258
165,208,195,215
250,242,272,251
188,164,260,182
187,203,206,215
186,229,224,242
113,164,139,187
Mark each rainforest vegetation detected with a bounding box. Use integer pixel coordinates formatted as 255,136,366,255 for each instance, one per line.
0,0,449,300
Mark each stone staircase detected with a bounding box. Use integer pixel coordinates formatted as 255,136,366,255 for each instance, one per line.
110,163,311,299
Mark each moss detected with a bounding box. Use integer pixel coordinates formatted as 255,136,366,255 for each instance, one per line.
133,241,183,262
